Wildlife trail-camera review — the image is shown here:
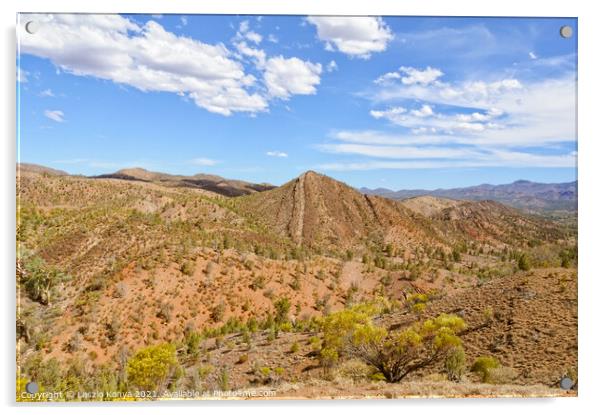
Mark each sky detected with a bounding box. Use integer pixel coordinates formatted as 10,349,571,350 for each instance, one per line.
17,14,577,190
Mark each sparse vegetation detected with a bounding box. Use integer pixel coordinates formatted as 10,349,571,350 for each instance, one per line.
471,356,501,383
16,166,578,400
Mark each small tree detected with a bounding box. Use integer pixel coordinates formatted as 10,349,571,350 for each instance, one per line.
126,343,178,392
445,346,466,382
273,297,291,325
344,313,466,382
22,257,67,305
517,253,531,271
321,302,465,383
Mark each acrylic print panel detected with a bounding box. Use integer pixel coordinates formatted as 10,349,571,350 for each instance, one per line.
16,13,577,401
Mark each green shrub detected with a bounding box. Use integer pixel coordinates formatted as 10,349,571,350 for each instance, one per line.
126,343,178,392
471,356,501,383
444,346,466,381
217,367,229,391
322,303,465,383
273,297,291,324
518,253,531,271
185,331,202,358
487,366,518,384
180,261,195,276
210,302,226,323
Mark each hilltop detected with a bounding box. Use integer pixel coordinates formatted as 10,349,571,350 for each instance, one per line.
94,167,276,197
237,171,565,252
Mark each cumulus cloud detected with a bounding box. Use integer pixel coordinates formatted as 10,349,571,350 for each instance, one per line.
529,51,538,60
264,56,322,99
317,63,576,171
266,151,288,157
306,16,392,59
234,41,267,68
19,14,270,116
44,109,65,122
326,60,338,72
376,66,443,86
368,104,504,135
236,20,262,44
370,106,406,119
19,14,325,116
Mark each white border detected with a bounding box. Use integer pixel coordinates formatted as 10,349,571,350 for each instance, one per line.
2,1,601,414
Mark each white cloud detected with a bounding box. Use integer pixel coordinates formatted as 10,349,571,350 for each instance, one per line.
44,109,65,122
318,65,576,171
191,157,219,166
317,152,576,171
326,60,338,72
529,51,538,60
368,104,502,134
410,104,434,117
318,143,485,160
306,16,392,59
376,66,443,86
39,89,55,97
234,41,266,68
400,66,443,85
267,34,278,43
19,14,268,116
245,31,262,44
180,16,188,26
17,68,28,83
236,20,262,44
370,106,406,119
367,69,577,149
266,151,288,157
264,56,322,99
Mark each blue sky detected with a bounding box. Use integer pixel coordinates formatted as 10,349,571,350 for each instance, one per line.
17,14,577,189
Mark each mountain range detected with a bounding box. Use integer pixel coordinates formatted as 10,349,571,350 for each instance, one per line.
360,180,577,213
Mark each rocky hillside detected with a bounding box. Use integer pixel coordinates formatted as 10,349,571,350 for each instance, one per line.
16,165,577,399
239,172,566,252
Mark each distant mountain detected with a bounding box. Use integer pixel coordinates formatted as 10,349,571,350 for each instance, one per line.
18,163,68,176
361,180,577,213
93,167,275,197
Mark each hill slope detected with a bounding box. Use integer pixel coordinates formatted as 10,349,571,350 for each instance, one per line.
239,172,565,252
16,166,577,398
